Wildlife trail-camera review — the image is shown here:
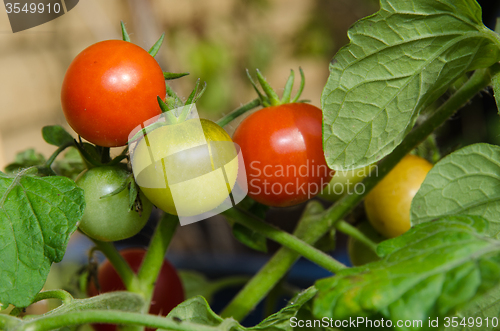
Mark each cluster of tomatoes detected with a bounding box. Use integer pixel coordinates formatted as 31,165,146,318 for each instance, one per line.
60,37,433,324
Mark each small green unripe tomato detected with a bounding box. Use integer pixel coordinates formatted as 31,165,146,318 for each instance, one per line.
348,221,386,266
76,166,152,242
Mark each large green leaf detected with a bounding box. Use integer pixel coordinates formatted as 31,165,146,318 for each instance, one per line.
411,143,500,238
313,216,500,331
0,169,85,307
321,0,500,170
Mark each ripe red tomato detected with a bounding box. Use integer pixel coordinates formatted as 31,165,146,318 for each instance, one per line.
232,103,333,207
61,40,166,147
88,248,184,331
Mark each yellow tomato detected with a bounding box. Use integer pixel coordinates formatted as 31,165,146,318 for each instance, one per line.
131,119,238,217
364,154,432,238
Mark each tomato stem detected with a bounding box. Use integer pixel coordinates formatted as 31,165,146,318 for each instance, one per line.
335,220,378,253
216,98,261,128
18,310,220,331
222,207,346,273
90,240,140,293
137,213,179,304
44,141,74,169
9,289,74,316
221,201,334,321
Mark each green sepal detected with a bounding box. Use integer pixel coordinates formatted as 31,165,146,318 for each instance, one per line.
148,33,165,57
290,67,305,103
281,69,295,104
256,69,280,106
163,72,190,80
120,21,131,42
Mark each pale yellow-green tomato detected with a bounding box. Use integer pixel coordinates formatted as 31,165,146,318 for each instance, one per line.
364,154,432,238
319,164,375,201
131,119,238,217
348,221,386,266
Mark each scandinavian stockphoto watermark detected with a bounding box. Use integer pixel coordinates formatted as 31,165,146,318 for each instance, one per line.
247,161,378,199
3,0,79,33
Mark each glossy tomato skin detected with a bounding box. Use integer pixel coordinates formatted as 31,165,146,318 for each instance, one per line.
88,248,185,331
61,40,166,147
132,119,238,216
364,154,432,238
76,166,152,242
232,103,333,207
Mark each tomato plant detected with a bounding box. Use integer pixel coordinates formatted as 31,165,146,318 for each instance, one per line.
76,166,153,242
364,154,432,238
87,248,184,331
61,40,166,147
5,2,500,331
232,71,333,207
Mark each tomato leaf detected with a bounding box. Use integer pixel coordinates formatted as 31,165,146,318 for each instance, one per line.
313,215,500,328
4,149,46,173
321,0,500,170
166,293,316,331
42,125,74,147
411,143,500,239
444,284,500,331
0,169,85,307
492,69,500,114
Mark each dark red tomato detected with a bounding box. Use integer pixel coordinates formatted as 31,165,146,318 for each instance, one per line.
88,248,184,331
61,40,166,147
232,103,333,207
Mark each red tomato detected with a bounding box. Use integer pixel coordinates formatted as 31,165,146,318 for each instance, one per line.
61,40,166,147
88,248,184,331
232,103,333,207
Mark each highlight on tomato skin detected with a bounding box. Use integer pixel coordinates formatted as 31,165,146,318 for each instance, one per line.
87,248,185,331
232,103,334,207
75,166,153,242
61,40,166,147
364,154,433,238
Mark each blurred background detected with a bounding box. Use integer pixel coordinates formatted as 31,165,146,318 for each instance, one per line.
2,0,500,326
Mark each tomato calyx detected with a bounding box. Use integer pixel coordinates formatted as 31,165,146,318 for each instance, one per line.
246,68,309,107
128,79,208,143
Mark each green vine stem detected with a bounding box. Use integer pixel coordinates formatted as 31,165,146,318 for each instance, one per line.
44,141,74,168
90,239,140,293
9,290,74,317
221,201,332,320
216,98,261,128
16,310,221,331
335,220,378,253
220,65,498,321
137,213,179,309
222,208,346,273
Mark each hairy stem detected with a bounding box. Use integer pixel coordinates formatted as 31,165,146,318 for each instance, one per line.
216,98,261,128
137,213,179,307
18,310,219,331
222,208,346,273
335,220,378,253
90,240,140,293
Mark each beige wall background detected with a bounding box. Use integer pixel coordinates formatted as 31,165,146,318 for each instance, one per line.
0,0,376,170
